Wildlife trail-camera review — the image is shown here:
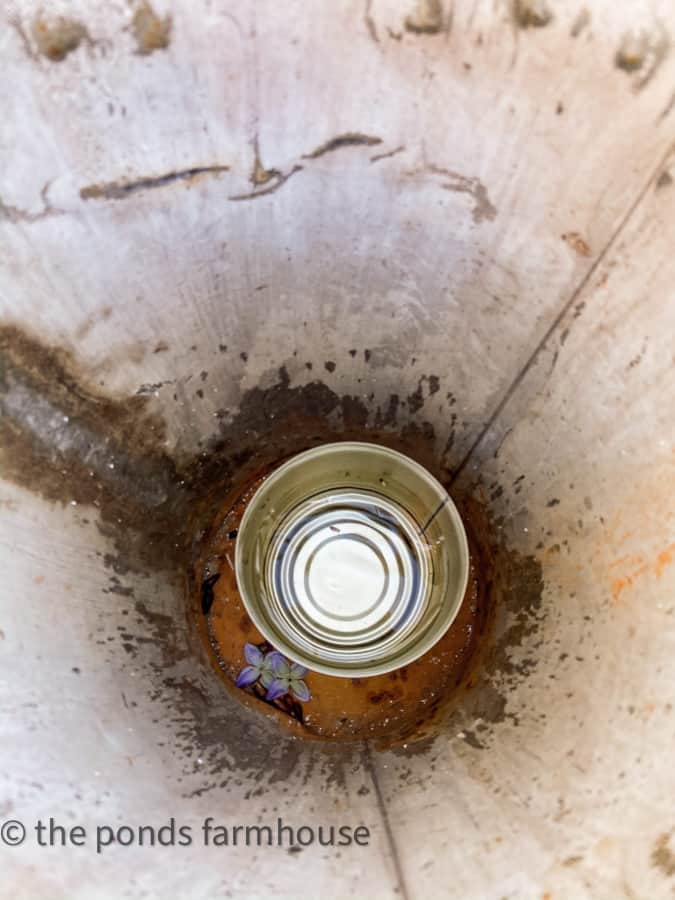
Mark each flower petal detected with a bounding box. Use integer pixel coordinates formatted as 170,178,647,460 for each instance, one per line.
289,662,308,679
290,678,311,702
235,665,260,688
244,643,264,666
259,669,274,688
266,678,289,701
267,651,290,676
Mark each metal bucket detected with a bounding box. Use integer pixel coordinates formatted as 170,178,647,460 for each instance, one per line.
1,1,674,897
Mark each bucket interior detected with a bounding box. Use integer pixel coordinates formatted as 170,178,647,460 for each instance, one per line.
1,2,675,897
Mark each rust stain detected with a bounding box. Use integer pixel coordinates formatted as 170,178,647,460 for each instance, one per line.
656,543,675,578
0,327,545,788
608,554,645,571
513,0,553,29
302,133,383,160
229,165,302,202
131,1,172,55
610,575,635,605
426,165,497,224
31,15,89,62
404,0,444,35
249,138,280,187
549,473,675,607
615,26,670,91
570,9,590,39
615,32,648,73
0,183,63,226
656,171,673,190
562,232,591,257
651,830,675,877
194,462,492,748
609,543,675,604
364,0,379,43
371,145,405,164
80,166,229,201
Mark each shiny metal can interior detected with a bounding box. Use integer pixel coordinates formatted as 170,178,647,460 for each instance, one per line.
234,441,470,678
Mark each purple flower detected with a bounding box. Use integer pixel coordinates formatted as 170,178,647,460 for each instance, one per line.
265,654,311,702
235,643,277,689
235,643,311,702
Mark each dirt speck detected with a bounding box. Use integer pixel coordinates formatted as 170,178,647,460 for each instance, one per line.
570,8,590,38
615,32,648,73
80,166,230,201
404,0,444,35
31,15,88,61
249,138,280,187
656,171,673,190
651,831,675,877
131,1,172,55
429,165,497,224
621,26,670,91
302,134,382,160
562,232,591,257
513,0,553,29
461,729,485,749
407,378,425,413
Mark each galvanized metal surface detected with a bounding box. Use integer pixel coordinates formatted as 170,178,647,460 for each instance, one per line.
1,1,674,898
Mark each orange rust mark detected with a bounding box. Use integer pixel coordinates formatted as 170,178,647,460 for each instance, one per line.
608,554,645,570
562,232,591,257
611,576,632,604
33,574,45,585
655,543,675,578
610,542,675,604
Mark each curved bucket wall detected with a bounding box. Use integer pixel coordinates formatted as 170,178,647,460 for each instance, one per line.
1,1,674,898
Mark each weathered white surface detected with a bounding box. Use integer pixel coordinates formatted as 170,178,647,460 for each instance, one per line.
1,0,674,898
2,0,674,466
0,482,398,899
376,146,675,898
